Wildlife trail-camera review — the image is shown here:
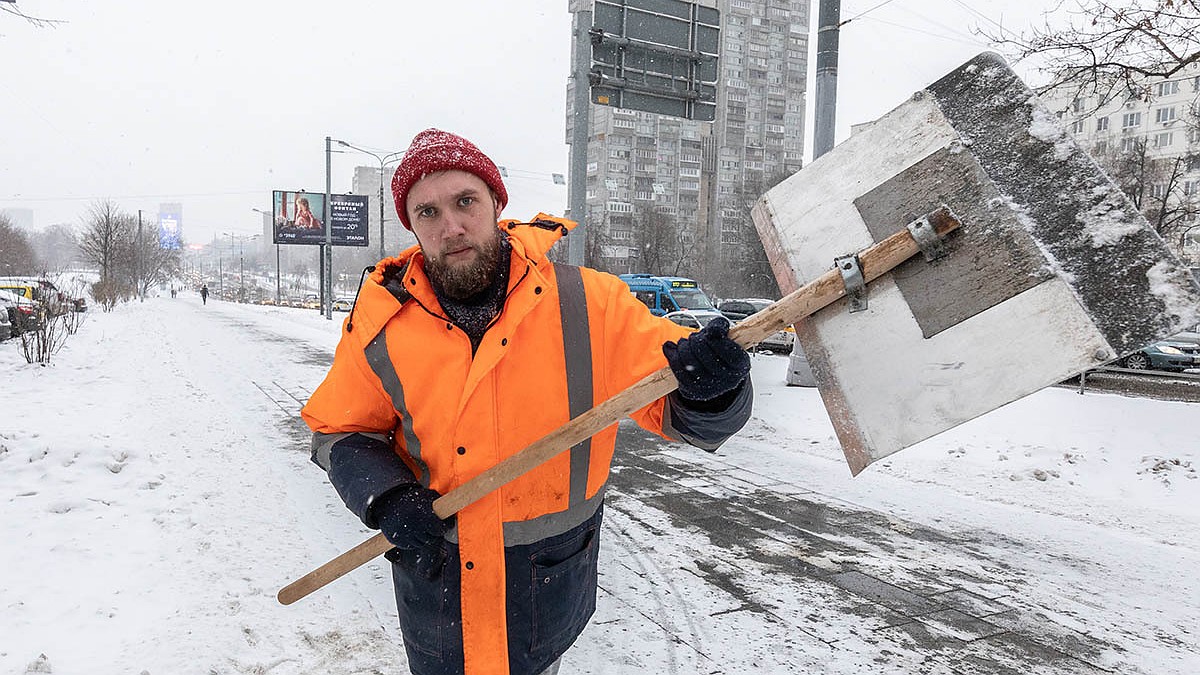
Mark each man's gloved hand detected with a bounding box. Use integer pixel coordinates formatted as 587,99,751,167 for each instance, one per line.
662,316,751,402
371,485,452,550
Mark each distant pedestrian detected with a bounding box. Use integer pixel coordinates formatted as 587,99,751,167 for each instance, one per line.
200,284,209,305
170,287,177,299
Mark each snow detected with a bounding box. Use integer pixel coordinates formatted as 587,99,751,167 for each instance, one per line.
1076,185,1144,248
2,295,1199,673
1025,97,1074,161
1147,260,1200,330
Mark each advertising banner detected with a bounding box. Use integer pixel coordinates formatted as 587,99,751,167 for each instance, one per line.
272,191,369,246
329,194,369,247
158,211,182,250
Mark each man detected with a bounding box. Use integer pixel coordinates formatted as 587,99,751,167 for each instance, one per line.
200,284,208,305
301,129,752,675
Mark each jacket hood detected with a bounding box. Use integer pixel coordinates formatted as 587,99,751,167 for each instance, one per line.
347,214,577,341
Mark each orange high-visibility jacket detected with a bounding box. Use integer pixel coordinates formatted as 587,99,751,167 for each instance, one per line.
303,216,744,675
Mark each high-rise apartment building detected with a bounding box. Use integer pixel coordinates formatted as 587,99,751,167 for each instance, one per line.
567,0,810,296
351,165,417,255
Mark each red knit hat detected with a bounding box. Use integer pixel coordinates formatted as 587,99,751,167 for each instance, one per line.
391,128,509,230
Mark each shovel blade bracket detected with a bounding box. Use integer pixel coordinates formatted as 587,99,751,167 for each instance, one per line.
907,213,949,262
835,254,868,313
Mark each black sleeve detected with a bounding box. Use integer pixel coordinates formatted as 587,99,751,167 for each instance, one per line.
310,431,420,527
663,377,753,452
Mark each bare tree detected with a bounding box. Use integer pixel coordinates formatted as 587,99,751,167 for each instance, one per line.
635,205,681,275
133,232,182,299
0,213,38,276
78,200,142,310
31,224,82,273
719,169,792,299
0,2,67,28
983,0,1200,106
77,200,134,284
1094,135,1200,241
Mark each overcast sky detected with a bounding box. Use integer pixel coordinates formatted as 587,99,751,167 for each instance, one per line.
0,0,1056,244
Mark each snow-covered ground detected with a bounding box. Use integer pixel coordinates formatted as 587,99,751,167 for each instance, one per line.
2,294,1197,674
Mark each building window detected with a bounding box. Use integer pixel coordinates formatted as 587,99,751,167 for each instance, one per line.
1155,106,1177,123
1150,183,1167,199
1120,136,1140,152
1122,112,1142,128
1073,98,1086,112
1096,117,1109,132
1094,140,1107,154
606,201,633,213
1157,81,1180,96
1155,131,1174,147
1183,180,1198,196
1071,120,1085,134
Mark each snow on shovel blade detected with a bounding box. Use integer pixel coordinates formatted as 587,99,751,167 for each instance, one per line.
752,51,1200,475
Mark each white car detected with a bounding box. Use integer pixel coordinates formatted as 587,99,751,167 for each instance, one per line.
331,298,354,312
717,297,794,353
663,310,727,330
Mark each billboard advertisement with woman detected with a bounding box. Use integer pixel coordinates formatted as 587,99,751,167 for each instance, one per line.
271,191,368,246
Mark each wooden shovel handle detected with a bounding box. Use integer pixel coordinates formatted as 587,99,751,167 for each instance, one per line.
277,207,961,606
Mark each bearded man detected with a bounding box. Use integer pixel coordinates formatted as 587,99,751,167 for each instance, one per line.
302,128,752,675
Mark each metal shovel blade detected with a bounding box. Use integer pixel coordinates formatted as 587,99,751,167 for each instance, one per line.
752,51,1200,474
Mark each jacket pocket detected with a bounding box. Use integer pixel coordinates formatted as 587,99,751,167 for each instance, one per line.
529,524,599,655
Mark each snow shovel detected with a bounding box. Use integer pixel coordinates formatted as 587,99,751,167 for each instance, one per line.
752,51,1199,475
277,206,964,605
279,51,1200,605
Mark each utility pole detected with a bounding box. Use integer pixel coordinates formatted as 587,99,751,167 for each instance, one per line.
323,136,333,320
379,164,388,260
813,0,841,159
567,5,593,266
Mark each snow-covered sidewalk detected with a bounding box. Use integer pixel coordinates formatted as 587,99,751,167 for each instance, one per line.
2,296,1197,674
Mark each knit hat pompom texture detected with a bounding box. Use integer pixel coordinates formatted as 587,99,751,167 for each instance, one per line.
391,129,509,230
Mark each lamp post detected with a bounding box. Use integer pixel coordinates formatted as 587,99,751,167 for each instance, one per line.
334,138,405,260
222,232,253,303
252,208,281,305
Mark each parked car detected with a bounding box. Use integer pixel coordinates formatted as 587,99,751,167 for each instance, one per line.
0,304,11,342
0,287,43,334
0,276,82,314
1121,334,1200,372
301,295,321,309
663,309,726,330
331,297,354,312
717,298,772,321
717,297,795,354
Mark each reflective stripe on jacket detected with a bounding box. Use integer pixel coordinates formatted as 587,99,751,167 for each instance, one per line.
302,215,750,675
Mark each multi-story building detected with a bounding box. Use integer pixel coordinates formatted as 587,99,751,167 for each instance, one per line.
1040,64,1200,263
351,165,417,256
567,0,810,297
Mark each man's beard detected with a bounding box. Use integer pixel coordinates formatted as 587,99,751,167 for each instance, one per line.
424,229,505,301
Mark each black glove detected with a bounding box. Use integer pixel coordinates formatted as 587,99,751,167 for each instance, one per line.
371,485,452,550
662,316,751,402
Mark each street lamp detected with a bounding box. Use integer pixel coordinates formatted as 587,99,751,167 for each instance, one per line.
222,232,254,303
335,139,405,260
252,207,281,305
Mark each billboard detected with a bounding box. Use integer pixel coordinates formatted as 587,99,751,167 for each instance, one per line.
158,210,181,249
272,191,369,246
